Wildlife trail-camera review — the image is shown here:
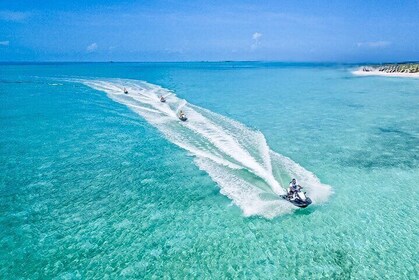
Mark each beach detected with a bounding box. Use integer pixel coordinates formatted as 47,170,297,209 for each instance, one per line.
353,67,419,78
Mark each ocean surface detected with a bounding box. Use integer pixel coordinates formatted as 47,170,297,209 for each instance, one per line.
1,62,418,279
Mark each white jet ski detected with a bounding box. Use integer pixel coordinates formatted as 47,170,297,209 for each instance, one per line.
280,189,312,208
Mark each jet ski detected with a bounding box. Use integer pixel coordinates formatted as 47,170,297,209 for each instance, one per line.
123,88,128,94
178,113,187,121
280,190,312,208
160,96,166,102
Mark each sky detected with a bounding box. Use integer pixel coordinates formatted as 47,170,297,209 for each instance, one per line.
0,0,418,62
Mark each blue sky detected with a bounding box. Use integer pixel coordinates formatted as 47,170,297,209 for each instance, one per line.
1,0,418,62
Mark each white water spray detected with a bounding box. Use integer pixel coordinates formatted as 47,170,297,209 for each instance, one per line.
80,79,331,218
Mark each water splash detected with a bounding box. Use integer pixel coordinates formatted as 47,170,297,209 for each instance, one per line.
80,78,331,218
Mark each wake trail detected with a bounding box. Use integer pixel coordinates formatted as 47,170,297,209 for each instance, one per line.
79,78,332,218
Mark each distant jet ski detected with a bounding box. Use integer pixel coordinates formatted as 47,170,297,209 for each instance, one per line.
123,87,128,94
178,111,187,121
280,190,312,208
160,96,166,102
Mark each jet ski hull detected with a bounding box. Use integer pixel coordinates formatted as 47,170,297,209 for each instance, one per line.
280,195,312,208
179,117,187,121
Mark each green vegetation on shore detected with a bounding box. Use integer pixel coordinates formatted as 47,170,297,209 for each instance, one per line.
362,62,419,73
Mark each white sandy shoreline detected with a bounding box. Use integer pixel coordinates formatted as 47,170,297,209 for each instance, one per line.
352,68,419,78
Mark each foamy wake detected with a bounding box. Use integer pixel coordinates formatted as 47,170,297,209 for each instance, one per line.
79,78,331,218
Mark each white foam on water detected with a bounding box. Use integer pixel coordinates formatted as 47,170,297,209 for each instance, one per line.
80,78,332,217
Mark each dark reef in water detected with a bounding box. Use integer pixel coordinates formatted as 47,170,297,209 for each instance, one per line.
345,126,419,169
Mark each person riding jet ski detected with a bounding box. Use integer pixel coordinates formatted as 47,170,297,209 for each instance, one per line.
280,178,312,208
178,110,187,121
160,95,166,102
288,178,302,197
123,87,128,94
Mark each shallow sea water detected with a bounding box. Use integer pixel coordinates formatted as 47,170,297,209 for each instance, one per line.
1,62,418,279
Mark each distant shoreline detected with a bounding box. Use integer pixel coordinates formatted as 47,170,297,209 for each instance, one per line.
353,68,419,78
353,63,419,78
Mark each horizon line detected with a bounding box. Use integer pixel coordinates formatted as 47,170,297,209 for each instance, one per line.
1,60,418,64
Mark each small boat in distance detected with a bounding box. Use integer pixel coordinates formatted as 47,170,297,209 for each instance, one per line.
178,110,187,121
123,87,128,94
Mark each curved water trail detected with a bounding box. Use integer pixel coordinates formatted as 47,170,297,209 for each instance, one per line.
79,78,332,218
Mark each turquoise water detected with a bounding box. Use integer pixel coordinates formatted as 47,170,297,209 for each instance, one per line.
1,62,418,279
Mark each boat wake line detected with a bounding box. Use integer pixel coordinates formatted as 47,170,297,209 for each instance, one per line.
79,78,332,218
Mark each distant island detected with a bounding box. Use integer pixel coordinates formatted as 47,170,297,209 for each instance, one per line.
353,62,419,78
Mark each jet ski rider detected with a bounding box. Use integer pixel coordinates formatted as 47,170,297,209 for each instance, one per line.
288,178,302,197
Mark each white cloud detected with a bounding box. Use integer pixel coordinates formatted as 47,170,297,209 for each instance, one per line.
357,41,391,48
86,43,98,52
0,10,31,22
251,32,262,50
0,40,9,46
252,32,262,40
